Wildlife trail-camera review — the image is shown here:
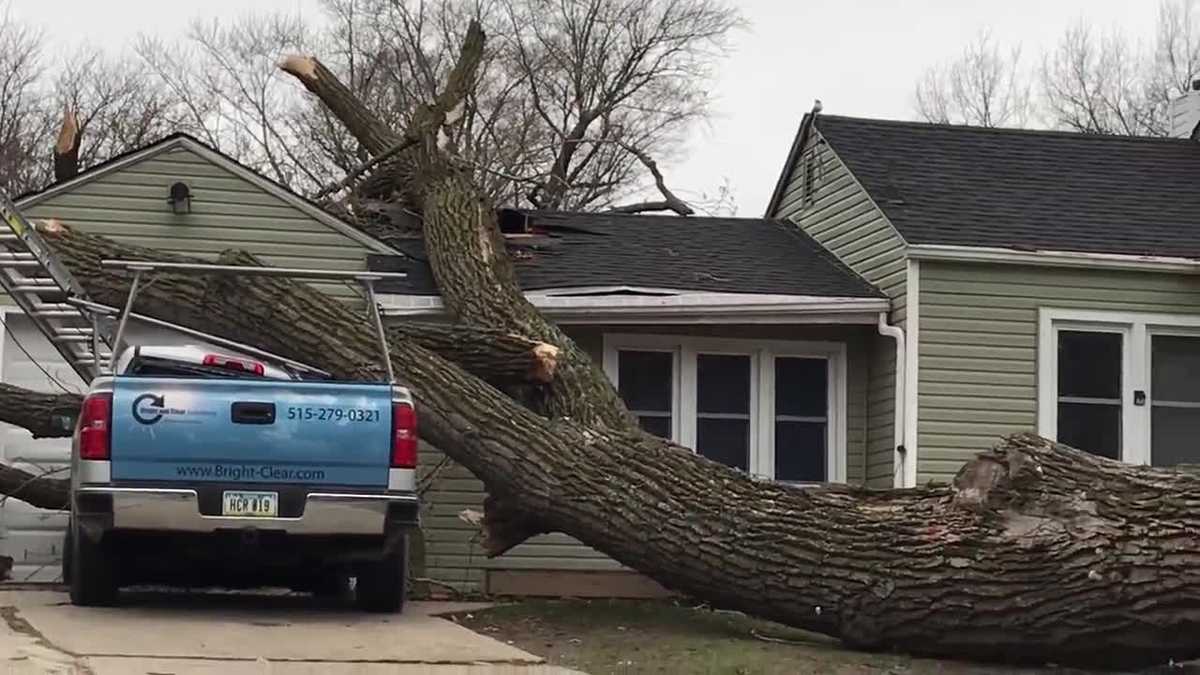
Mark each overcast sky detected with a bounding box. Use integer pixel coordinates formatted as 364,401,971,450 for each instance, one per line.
9,0,1160,215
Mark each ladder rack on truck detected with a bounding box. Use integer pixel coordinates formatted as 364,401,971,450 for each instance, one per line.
0,190,405,384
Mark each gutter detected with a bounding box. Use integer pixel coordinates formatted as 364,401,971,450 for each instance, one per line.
877,312,907,488
907,243,1200,274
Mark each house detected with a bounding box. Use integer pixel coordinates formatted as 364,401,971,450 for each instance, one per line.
764,82,1200,489
3,80,1198,594
0,133,896,595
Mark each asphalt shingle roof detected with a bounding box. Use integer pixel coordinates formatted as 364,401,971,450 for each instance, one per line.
812,115,1200,258
373,211,884,298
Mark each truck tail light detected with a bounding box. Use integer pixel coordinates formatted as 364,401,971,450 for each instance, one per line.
78,392,113,461
202,354,265,376
391,401,418,469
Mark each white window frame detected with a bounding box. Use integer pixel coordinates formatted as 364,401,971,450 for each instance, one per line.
602,333,848,483
1037,308,1200,465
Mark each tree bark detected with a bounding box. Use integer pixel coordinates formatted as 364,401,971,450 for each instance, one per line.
27,220,1200,668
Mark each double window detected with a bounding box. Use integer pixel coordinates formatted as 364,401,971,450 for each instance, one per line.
1039,309,1200,465
604,335,846,482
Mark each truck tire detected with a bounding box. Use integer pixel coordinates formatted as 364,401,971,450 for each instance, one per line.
68,520,118,606
355,534,407,613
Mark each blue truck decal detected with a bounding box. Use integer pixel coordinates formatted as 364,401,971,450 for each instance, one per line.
111,378,393,486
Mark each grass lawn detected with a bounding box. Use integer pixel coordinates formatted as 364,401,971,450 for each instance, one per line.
447,599,1103,675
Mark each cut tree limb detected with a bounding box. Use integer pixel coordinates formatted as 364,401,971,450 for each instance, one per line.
388,323,559,385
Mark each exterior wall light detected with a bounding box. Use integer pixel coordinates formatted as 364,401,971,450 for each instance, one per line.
168,182,192,214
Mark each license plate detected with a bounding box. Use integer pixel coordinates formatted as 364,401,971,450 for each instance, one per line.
221,491,278,517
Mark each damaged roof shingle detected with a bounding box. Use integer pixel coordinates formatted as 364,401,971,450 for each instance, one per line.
372,211,884,299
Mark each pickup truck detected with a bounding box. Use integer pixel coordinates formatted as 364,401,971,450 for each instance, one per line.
65,344,419,612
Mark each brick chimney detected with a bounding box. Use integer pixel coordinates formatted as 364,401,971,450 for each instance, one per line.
1170,79,1200,139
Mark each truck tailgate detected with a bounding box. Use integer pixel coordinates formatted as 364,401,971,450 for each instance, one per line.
110,377,393,486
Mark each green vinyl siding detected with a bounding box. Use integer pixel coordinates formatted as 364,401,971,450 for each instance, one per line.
769,129,907,487
419,323,872,591
918,260,1200,484
19,144,377,301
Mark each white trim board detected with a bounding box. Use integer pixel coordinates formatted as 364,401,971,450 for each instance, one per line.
17,135,399,256
602,332,848,483
380,290,889,325
901,259,919,488
909,243,1200,273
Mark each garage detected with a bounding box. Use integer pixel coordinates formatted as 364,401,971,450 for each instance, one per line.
0,312,82,582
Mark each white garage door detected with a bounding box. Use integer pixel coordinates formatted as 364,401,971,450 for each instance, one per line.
0,311,242,582
0,313,84,582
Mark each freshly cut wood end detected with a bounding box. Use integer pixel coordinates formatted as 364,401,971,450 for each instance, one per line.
278,54,318,80
35,218,68,235
55,109,79,154
530,343,560,383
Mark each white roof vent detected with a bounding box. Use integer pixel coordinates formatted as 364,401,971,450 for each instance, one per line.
1169,79,1200,140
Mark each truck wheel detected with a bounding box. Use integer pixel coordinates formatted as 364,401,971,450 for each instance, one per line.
356,534,407,613
68,520,118,606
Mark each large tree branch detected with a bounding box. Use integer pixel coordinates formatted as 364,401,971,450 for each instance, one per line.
389,322,559,385
278,55,400,155
606,142,693,216
0,383,80,511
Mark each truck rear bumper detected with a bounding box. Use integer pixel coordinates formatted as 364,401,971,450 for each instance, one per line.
75,486,419,536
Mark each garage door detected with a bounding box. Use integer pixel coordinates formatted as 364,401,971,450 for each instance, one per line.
0,313,83,582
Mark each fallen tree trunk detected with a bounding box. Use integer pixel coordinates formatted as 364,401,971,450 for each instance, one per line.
24,221,1200,669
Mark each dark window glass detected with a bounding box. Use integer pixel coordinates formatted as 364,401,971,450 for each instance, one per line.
617,350,673,412
775,358,826,417
696,354,751,470
1057,402,1120,459
1152,408,1200,466
776,421,825,482
1057,331,1122,460
774,357,828,481
638,415,672,439
697,354,750,414
1058,331,1121,399
1152,335,1200,403
617,350,673,439
697,418,749,471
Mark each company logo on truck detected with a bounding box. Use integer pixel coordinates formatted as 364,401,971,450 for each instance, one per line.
131,393,216,425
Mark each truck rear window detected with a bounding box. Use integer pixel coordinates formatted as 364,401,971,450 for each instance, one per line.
126,357,269,379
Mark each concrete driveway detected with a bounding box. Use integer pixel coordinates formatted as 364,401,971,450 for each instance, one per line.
0,588,583,674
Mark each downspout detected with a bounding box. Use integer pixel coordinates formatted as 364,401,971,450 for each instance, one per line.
877,312,906,488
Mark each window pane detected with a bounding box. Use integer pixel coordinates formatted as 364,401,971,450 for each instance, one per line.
1057,402,1120,459
1057,331,1121,399
775,358,827,417
1152,335,1200,403
1152,407,1200,466
775,421,825,482
697,354,750,414
638,415,671,439
617,350,673,412
697,418,749,471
